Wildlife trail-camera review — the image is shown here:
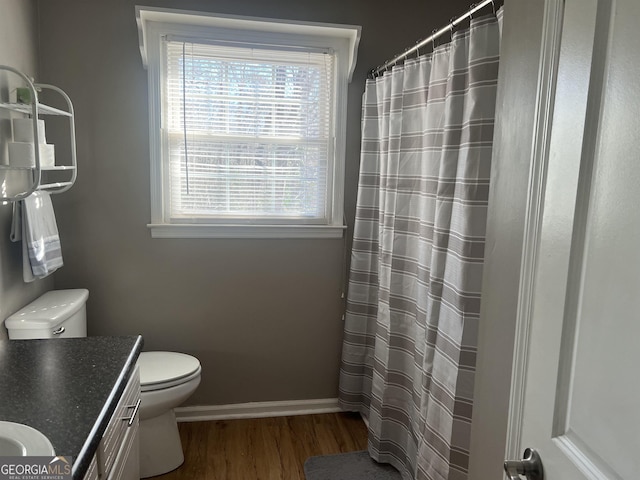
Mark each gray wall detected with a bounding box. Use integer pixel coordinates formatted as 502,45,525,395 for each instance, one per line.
36,0,470,405
0,0,53,342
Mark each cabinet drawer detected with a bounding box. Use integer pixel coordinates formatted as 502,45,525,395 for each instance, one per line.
106,413,139,480
83,454,99,480
97,367,141,478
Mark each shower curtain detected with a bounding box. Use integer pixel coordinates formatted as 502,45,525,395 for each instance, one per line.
339,11,502,480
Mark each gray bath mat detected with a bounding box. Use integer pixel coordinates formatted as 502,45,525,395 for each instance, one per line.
304,450,402,480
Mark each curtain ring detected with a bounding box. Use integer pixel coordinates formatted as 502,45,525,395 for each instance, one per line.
490,0,496,15
469,3,477,19
431,28,438,50
449,17,456,39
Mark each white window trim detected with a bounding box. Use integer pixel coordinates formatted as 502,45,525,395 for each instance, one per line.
136,6,361,239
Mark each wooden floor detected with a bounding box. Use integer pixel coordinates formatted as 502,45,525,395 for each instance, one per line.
154,412,369,480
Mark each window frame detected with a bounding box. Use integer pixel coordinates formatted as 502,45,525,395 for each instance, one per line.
136,8,360,238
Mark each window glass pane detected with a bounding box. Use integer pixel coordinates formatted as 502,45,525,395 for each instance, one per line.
164,41,334,221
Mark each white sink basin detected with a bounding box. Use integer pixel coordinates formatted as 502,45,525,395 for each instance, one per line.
0,421,55,456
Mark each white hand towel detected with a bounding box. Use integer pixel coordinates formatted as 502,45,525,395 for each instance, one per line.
9,201,34,282
10,201,22,243
18,191,64,282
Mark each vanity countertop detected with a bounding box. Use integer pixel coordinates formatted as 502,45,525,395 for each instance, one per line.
0,335,143,479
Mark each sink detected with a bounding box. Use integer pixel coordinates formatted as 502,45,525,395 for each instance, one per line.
0,421,55,456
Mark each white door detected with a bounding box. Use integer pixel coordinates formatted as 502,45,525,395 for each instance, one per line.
505,0,640,478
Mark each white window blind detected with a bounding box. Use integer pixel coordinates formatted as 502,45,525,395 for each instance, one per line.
164,40,335,223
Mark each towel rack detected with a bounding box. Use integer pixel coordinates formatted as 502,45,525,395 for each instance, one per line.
0,65,77,202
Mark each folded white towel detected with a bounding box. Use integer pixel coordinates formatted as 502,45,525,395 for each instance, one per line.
11,191,63,282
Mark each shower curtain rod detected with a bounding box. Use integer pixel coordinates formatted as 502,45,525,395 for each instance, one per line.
369,0,495,78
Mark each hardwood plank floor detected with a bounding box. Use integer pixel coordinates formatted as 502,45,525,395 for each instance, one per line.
154,412,369,480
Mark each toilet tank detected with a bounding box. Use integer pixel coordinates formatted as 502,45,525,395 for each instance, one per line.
4,289,89,339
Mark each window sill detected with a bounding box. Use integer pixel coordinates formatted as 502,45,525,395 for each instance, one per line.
147,223,346,239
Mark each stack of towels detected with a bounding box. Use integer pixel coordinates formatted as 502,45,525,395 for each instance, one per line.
8,118,56,168
10,191,64,282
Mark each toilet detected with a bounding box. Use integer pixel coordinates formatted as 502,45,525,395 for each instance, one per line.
136,351,201,477
4,289,201,478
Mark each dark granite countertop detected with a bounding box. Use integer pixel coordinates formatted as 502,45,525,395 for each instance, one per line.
0,335,143,479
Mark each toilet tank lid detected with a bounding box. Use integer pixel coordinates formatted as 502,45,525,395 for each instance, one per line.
4,289,89,329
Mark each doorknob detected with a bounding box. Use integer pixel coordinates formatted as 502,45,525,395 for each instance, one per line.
504,448,544,480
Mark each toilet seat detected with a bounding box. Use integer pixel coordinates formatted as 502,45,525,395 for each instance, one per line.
138,351,202,392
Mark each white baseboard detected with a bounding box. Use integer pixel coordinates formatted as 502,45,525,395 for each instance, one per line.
175,398,342,422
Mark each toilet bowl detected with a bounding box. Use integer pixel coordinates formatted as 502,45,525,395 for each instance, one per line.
137,351,201,478
4,289,202,478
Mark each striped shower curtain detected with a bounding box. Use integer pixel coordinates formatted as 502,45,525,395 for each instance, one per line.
339,11,502,480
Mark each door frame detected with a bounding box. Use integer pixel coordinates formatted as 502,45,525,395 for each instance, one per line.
468,0,565,478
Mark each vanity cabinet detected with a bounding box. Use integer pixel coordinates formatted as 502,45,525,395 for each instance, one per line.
0,336,143,480
89,367,141,480
84,456,99,480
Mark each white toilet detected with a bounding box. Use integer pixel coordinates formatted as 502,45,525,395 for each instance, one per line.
4,289,202,478
136,351,201,478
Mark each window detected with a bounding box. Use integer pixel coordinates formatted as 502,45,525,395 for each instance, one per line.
136,8,360,238
165,42,333,221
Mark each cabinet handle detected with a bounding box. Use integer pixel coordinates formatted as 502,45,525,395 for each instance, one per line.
123,398,141,427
